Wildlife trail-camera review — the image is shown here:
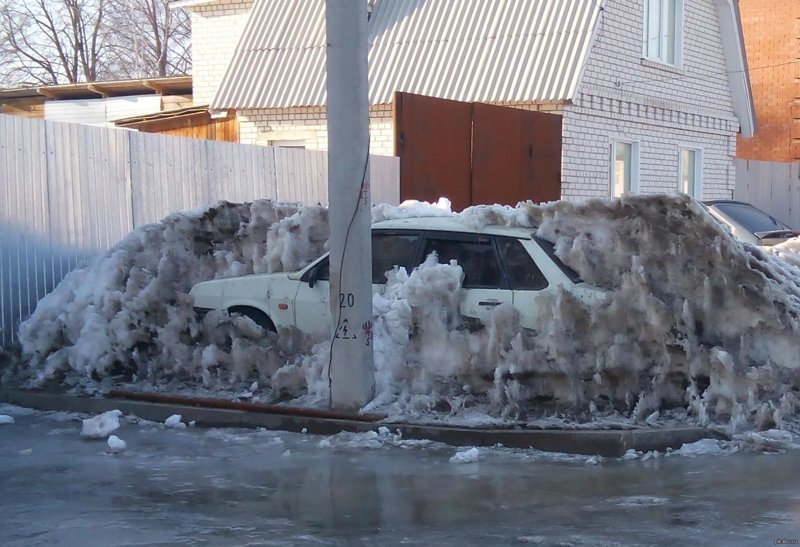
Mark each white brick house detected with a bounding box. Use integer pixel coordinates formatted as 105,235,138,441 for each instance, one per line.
173,0,754,201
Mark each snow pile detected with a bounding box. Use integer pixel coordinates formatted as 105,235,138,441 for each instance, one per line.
8,194,800,435
10,201,328,389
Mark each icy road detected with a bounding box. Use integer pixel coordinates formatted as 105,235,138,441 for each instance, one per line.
1,406,799,546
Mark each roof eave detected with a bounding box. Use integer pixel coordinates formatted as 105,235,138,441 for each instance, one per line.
714,0,755,138
169,0,217,9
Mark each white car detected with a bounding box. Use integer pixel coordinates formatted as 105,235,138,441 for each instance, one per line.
190,217,605,334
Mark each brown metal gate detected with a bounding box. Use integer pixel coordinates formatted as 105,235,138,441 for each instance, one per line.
394,92,562,211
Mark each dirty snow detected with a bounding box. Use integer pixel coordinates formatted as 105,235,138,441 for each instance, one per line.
6,194,800,439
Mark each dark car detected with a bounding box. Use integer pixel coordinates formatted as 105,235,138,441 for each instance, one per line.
703,200,798,247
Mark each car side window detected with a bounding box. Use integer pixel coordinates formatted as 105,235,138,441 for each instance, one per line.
496,237,548,291
422,236,505,289
372,233,420,283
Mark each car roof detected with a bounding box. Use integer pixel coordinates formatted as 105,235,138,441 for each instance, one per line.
371,216,535,239
702,199,755,207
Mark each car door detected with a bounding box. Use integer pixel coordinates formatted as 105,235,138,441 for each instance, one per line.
293,255,332,336
420,233,514,323
494,236,553,331
293,231,422,335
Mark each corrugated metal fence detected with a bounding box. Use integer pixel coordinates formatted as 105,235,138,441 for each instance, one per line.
0,114,399,347
735,159,800,228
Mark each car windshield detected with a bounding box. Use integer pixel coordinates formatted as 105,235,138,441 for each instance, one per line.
713,202,791,234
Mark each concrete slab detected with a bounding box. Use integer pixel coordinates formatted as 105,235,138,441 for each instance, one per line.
0,389,727,457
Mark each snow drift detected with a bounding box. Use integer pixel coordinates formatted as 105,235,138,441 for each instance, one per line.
7,194,800,434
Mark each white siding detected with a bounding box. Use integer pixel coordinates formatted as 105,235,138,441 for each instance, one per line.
562,0,739,199
44,95,162,127
190,0,254,105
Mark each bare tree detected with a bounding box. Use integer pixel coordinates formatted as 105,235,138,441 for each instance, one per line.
0,0,110,86
106,0,191,79
0,0,190,87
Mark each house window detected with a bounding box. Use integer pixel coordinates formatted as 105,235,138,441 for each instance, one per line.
268,139,306,149
678,148,702,198
643,0,683,66
610,141,639,197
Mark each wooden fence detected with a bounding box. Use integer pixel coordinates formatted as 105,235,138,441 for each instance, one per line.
0,114,399,347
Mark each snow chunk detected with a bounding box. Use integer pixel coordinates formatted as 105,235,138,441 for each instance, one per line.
107,435,127,454
449,447,480,464
164,414,185,429
80,410,122,439
0,415,14,425
678,438,726,457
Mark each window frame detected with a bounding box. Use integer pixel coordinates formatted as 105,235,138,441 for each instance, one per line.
677,146,703,199
609,139,640,197
642,0,684,68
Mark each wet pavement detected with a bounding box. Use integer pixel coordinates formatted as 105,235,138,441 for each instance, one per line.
1,406,799,546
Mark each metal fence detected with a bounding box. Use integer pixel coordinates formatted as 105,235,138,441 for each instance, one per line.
0,114,399,347
734,159,800,228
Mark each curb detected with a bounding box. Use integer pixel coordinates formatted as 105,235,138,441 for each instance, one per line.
0,389,726,457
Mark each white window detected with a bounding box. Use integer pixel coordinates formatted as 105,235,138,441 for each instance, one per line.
678,148,702,198
268,139,306,149
643,0,683,66
610,141,639,197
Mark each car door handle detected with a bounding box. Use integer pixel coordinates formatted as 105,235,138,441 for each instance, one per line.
478,300,502,307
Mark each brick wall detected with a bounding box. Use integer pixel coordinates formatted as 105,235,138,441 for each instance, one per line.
189,0,254,105
563,0,740,199
736,0,800,162
238,105,395,155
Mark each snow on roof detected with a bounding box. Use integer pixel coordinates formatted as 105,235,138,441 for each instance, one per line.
10,194,800,435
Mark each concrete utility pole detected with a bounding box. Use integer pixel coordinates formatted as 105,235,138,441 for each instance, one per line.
325,0,375,409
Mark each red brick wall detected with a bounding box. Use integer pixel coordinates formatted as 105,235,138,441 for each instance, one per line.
736,0,800,162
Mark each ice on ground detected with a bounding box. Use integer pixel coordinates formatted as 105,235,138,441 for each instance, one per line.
450,447,480,463
107,435,127,453
81,410,122,439
734,429,800,452
0,404,37,416
0,415,14,424
8,194,800,439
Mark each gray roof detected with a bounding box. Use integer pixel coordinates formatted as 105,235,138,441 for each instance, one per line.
208,0,755,137
211,0,602,109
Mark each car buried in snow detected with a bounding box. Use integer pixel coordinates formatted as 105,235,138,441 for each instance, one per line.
703,200,799,247
189,217,606,335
